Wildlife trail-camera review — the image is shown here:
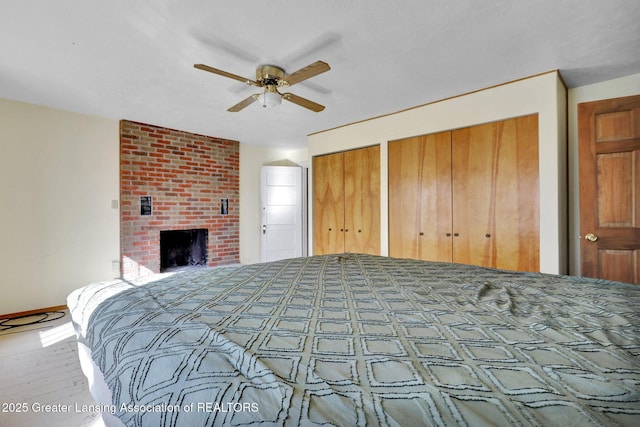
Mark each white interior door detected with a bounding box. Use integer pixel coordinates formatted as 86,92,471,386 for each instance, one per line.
261,166,304,262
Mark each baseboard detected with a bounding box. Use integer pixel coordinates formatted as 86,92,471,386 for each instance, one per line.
0,305,68,320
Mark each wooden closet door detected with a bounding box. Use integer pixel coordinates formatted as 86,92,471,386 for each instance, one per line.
313,152,345,255
344,146,380,254
389,133,452,261
451,114,539,271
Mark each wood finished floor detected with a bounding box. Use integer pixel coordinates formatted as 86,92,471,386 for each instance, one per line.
0,310,103,427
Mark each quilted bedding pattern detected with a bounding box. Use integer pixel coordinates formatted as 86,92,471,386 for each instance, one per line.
68,254,640,426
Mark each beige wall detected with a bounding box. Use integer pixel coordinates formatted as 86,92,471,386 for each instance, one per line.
308,71,568,274
239,144,307,265
567,72,640,275
0,98,120,315
0,96,307,313
3,71,637,313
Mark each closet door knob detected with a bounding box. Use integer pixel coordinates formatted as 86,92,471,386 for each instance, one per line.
419,232,424,236
585,233,598,242
446,233,451,237
453,233,459,237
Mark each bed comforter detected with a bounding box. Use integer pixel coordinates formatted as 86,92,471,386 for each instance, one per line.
68,253,640,426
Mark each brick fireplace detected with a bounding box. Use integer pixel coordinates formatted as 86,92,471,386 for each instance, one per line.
120,120,239,279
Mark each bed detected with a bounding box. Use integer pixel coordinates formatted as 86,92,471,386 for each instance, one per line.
67,253,640,426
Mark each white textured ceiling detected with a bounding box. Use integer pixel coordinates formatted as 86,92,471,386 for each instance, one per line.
1,0,639,149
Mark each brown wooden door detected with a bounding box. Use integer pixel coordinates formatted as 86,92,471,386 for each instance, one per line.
578,95,640,283
344,146,380,254
313,152,345,255
452,114,539,271
388,133,452,261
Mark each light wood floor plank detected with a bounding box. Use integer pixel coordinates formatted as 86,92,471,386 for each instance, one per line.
0,310,104,427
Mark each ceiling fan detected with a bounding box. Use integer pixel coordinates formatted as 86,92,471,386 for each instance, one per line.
194,61,330,112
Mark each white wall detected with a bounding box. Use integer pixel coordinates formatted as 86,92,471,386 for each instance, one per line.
0,98,120,315
567,72,640,275
239,144,307,265
308,71,568,274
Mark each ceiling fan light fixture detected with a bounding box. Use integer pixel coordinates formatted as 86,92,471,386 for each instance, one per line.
258,85,281,108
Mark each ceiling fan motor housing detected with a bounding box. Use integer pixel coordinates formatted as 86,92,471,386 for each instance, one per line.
257,65,288,87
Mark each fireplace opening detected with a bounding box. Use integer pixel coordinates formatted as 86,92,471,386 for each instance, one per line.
160,229,208,270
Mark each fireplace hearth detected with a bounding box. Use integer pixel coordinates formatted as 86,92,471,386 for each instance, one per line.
160,229,208,270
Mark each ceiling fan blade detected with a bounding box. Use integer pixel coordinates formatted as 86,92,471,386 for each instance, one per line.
282,93,325,112
194,64,259,86
228,94,258,112
284,61,330,86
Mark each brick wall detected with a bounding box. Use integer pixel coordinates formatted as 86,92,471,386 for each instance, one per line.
120,120,239,279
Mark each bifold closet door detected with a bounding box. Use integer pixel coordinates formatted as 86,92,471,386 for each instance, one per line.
313,152,345,255
451,114,539,271
313,146,380,256
388,132,452,261
344,145,380,254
